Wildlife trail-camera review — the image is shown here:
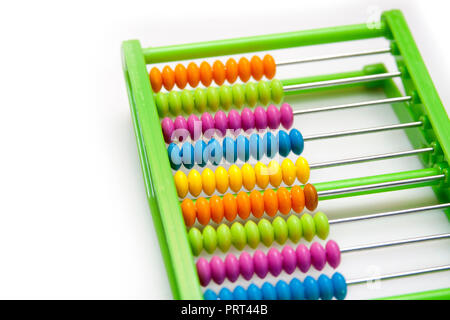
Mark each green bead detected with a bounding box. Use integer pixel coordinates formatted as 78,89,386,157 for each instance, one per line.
206,87,220,111
202,225,217,254
188,227,203,256
245,220,260,249
219,86,233,110
314,212,329,240
258,219,274,246
270,79,284,104
194,88,207,112
230,222,246,250
272,217,288,244
168,91,182,116
216,224,232,252
181,89,194,114
232,84,245,109
287,215,302,243
154,92,169,117
257,81,271,105
245,83,259,107
301,213,316,242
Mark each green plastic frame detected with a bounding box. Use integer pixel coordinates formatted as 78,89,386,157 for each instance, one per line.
121,9,449,300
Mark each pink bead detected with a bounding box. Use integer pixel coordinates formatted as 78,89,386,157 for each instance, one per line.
210,256,226,285
239,252,254,280
161,117,174,144
187,114,201,140
241,108,255,132
254,106,267,131
201,112,215,138
326,240,341,269
196,258,211,287
214,111,228,137
174,116,189,142
225,254,240,282
280,103,293,129
281,245,297,274
296,244,311,273
227,109,242,132
266,105,281,130
253,250,268,278
310,242,327,271
267,248,283,276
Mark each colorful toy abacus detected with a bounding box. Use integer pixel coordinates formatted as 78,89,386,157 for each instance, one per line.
122,10,450,300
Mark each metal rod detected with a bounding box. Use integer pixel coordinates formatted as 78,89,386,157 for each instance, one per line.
347,265,450,286
283,72,401,92
293,96,411,115
303,121,422,141
329,203,450,225
318,174,445,197
309,147,433,169
276,48,392,67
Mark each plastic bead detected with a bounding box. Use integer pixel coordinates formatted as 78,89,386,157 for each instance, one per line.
187,62,200,88
181,142,194,169
263,132,277,158
201,168,215,196
250,56,264,81
301,213,316,242
155,92,169,117
210,195,224,224
254,106,267,131
215,166,229,194
181,199,196,227
304,276,320,300
263,189,278,217
280,103,293,129
266,105,281,129
250,190,264,218
204,289,217,300
233,286,247,300
241,108,255,132
276,280,291,300
282,246,297,274
277,187,291,215
281,158,296,186
277,130,291,157
173,116,189,143
258,219,274,246
245,220,260,249
219,288,233,300
201,112,215,136
228,164,242,192
213,60,226,85
249,133,263,160
254,162,269,189
245,83,259,107
310,242,327,271
236,136,250,162
239,252,254,280
326,240,341,268
290,185,305,213
270,79,284,104
295,156,310,184
196,258,211,286
167,143,181,170
289,278,305,300
203,225,217,254
304,183,318,211
187,169,202,197
296,244,311,273
332,272,347,300
161,117,174,144
263,55,276,79
174,64,188,89
219,85,233,110
272,216,288,244
181,89,195,114
236,191,251,220
189,227,203,256
231,222,246,250
258,81,271,105
210,256,226,285
206,87,220,111
223,193,238,222
226,58,238,83
318,274,334,300
207,138,222,165
268,160,282,187
216,224,231,252
196,197,211,225
174,171,188,198
314,211,330,240
241,163,256,191
238,57,251,82
287,215,302,243
247,284,262,300
214,110,227,137
194,140,207,167
227,109,241,131
162,66,175,91
223,137,237,163
262,282,277,300
231,84,245,109
149,67,163,93
168,91,182,116
199,61,212,86
289,128,304,155
253,250,268,278
194,88,207,112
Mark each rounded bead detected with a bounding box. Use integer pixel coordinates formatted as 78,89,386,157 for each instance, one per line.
212,60,226,86
155,92,169,117
196,258,211,286
254,106,267,131
223,193,238,222
187,114,200,141
253,250,268,278
227,109,241,132
266,105,281,130
238,57,251,82
326,240,341,269
301,213,316,242
277,130,291,157
280,103,294,129
174,171,188,198
187,169,202,197
281,245,297,274
194,140,207,167
196,197,211,225
225,254,240,282
268,160,282,187
194,88,207,112
161,117,174,144
318,274,334,300
219,288,233,300
236,136,250,162
310,242,327,271
258,219,274,246
281,159,296,186
231,222,246,250
201,168,216,196
239,251,254,280
254,162,269,189
276,280,291,300
226,58,238,83
236,191,251,220
263,189,278,217
214,110,228,137
267,248,283,276
245,83,259,107
202,225,217,254
204,289,217,300
290,185,305,213
289,278,305,300
250,56,264,81
167,143,181,170
249,133,263,160
162,66,175,91
181,89,194,114
181,142,194,169
261,282,277,300
304,276,320,300
247,284,262,300
304,183,318,211
241,164,256,191
206,87,220,111
168,91,182,116
241,108,255,132
296,244,311,273
187,62,200,88
332,272,347,300
223,137,237,163
287,215,303,243
263,132,278,158
219,85,233,110
201,112,215,137
263,55,276,79
188,227,203,256
270,79,284,104
149,67,163,93
289,129,304,155
257,81,271,105
215,166,229,194
228,164,242,192
233,286,247,300
277,187,291,215
295,156,310,184
245,220,260,249
250,190,265,218
231,84,245,109
314,212,329,240
216,224,231,252
207,138,222,165
199,61,212,87
174,64,187,89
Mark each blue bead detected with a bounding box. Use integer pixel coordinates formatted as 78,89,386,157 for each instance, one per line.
249,133,263,160
261,282,277,300
263,132,278,158
247,284,263,300
275,280,291,300
233,286,247,300
223,136,237,163
203,289,218,300
277,130,291,157
318,274,334,300
219,287,234,300
332,272,347,300
304,276,320,300
236,136,250,162
289,278,305,300
289,129,304,155
167,143,181,170
194,140,207,167
207,138,222,165
181,142,195,169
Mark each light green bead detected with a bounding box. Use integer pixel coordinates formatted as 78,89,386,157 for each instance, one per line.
188,227,203,256
287,215,302,243
245,220,260,249
258,219,274,246
272,216,288,244
257,81,271,105
202,225,217,254
194,88,207,112
314,212,329,240
270,79,284,104
301,213,316,242
168,91,182,116
181,89,194,114
154,92,169,117
206,87,220,111
230,222,246,250
219,86,233,110
216,224,232,252
245,83,259,107
232,84,245,109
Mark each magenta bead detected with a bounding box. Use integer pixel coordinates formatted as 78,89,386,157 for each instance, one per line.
174,116,189,142
254,106,268,131
267,248,283,276
210,256,226,285
253,250,268,278
281,246,297,274
241,108,255,132
225,254,240,282
310,242,327,271
296,244,311,273
187,114,201,140
161,117,174,144
196,258,211,286
227,109,242,132
201,112,215,138
326,240,341,269
239,252,254,280
280,103,294,129
266,105,281,130
214,111,228,137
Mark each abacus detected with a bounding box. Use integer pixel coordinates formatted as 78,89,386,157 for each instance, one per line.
122,10,450,300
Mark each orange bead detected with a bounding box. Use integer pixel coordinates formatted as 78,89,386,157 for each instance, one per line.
263,189,278,217
162,66,175,91
226,58,238,83
149,67,163,93
250,190,264,218
187,62,200,88
212,60,226,85
223,193,238,222
174,64,188,89
250,56,264,81
210,195,224,224
290,185,305,213
304,183,318,211
238,57,251,82
196,197,211,225
236,191,251,220
263,54,276,79
199,61,213,86
277,187,291,215
181,198,196,227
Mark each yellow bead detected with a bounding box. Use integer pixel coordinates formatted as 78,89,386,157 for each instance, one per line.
187,169,202,197
228,164,243,192
268,160,282,187
254,162,269,189
215,166,229,194
241,163,256,191
201,168,216,196
281,158,296,186
174,171,188,198
295,156,310,184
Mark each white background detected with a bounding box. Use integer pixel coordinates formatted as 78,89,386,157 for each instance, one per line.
0,0,449,299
